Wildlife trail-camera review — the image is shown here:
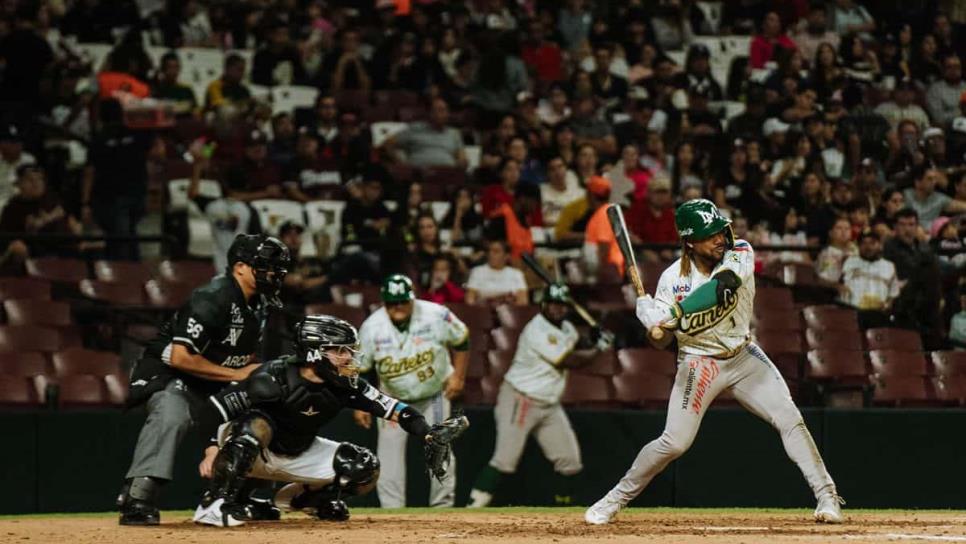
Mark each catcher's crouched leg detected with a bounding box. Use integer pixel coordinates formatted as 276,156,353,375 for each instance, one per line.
275,442,380,522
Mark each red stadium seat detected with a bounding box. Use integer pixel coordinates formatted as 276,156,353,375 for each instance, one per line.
782,263,819,286
3,300,72,326
0,325,80,353
754,287,795,314
157,260,216,287
806,349,867,381
805,328,864,351
422,166,467,186
490,327,520,352
334,90,371,110
0,277,51,300
612,373,673,408
802,305,860,331
870,376,931,406
52,348,122,378
461,378,485,405
25,257,88,284
480,374,502,404
57,375,110,407
573,350,618,376
617,348,677,376
495,304,540,330
869,350,928,377
466,350,488,378
560,374,613,407
931,375,966,405
80,279,146,306
104,374,128,405
755,330,804,355
145,279,194,309
0,376,43,406
487,350,514,378
445,303,494,331
0,352,48,376
932,351,966,377
753,310,803,332
304,304,367,329
94,260,155,285
865,328,923,352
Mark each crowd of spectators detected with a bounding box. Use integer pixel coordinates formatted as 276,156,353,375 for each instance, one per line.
0,0,963,349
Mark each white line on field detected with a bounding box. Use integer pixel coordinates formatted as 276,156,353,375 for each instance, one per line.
697,526,773,531
844,534,966,542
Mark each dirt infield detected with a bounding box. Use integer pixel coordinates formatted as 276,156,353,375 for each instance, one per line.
4,509,966,544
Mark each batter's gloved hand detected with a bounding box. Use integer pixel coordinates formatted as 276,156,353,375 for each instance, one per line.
424,414,470,481
636,296,670,330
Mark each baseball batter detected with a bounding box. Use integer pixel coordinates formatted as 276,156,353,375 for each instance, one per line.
585,199,844,525
355,274,470,507
467,283,613,508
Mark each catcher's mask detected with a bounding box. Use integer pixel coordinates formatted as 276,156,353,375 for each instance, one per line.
296,315,362,386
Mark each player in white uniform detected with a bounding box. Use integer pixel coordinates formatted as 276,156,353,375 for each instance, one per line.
585,199,844,525
467,284,614,507
355,274,470,507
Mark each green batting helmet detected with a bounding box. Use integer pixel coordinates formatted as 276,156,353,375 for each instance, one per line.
544,283,571,304
381,274,415,303
675,199,734,248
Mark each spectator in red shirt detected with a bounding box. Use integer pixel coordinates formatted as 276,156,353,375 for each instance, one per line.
421,254,466,304
480,157,543,226
750,11,797,69
521,18,563,83
630,174,678,263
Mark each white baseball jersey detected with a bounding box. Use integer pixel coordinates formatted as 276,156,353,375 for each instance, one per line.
841,256,900,310
654,239,755,357
358,300,469,402
503,313,579,404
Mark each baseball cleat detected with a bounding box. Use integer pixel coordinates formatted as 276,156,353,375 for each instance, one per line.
315,499,350,521
118,499,160,526
814,490,845,524
193,497,247,527
466,489,493,508
584,492,624,525
245,497,281,521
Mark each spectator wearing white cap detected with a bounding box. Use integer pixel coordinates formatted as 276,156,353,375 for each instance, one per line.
762,117,791,161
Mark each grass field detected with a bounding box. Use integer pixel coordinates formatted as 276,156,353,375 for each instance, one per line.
4,508,966,544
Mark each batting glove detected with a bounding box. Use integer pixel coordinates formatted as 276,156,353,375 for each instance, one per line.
636,296,670,329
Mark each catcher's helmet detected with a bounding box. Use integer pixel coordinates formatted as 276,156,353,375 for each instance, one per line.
295,315,361,385
227,234,291,302
381,274,415,303
675,199,734,249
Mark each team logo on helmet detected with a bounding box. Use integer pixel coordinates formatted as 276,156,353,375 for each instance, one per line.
696,209,717,225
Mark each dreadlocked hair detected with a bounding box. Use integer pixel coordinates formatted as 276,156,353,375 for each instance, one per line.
679,240,692,277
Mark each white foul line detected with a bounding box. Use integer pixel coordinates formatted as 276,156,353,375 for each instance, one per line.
844,534,966,542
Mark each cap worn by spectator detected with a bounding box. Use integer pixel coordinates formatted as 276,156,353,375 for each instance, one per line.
923,127,944,140
278,220,305,237
586,175,612,198
763,118,791,137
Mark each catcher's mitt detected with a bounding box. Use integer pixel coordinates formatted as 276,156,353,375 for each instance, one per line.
424,414,470,481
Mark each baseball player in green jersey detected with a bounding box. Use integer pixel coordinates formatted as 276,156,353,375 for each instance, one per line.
354,274,470,507
467,283,614,507
585,199,844,525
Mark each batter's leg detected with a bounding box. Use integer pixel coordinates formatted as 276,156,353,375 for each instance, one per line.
426,393,456,507
729,344,837,499
533,404,583,505
375,412,409,508
586,355,729,524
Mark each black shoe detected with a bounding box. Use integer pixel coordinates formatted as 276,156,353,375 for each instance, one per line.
221,501,255,523
316,500,350,522
246,497,281,521
119,499,160,526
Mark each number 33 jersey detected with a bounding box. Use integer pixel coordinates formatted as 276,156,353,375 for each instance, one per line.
358,300,469,402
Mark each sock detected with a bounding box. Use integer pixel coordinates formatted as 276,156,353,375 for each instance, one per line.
472,465,504,494
552,473,579,506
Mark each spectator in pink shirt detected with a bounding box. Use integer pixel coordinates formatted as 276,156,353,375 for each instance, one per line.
750,11,797,69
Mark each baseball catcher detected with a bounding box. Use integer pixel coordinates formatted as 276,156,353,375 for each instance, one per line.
192,314,469,526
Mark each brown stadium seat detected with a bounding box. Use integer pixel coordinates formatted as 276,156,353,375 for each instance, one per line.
25,257,88,284
487,350,514,378
468,328,490,353
754,286,795,314
495,304,540,330
304,304,367,329
479,374,502,404
398,105,428,123
0,325,80,353
572,349,619,376
0,277,51,300
80,279,146,306
461,378,485,405
491,327,520,352
805,328,864,351
782,263,819,287
157,260,216,287
931,351,966,377
931,375,966,405
422,166,467,186
869,350,928,377
561,374,613,407
0,375,44,406
104,374,128,405
466,350,488,378
145,279,194,309
0,352,48,376
865,328,924,352
334,89,371,110
806,349,867,382
331,284,382,311
376,89,421,108
802,305,860,331
445,303,494,331
870,376,931,406
94,260,155,285
57,375,110,407
753,309,803,332
612,373,673,408
617,348,677,376
52,348,122,378
3,299,72,327
755,330,804,355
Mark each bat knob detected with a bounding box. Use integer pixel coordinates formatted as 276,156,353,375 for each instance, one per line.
649,326,665,341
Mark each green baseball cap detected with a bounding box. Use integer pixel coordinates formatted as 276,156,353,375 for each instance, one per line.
381,274,415,303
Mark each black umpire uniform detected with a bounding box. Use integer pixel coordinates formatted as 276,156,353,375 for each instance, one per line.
118,234,290,525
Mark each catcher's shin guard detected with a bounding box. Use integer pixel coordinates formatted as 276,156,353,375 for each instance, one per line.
208,414,271,507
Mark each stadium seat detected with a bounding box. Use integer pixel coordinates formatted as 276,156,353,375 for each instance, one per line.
930,375,966,405
617,348,677,376
304,304,367,329
398,105,428,122
250,199,306,235
26,257,88,284
487,350,514,378
865,328,924,352
461,378,485,405
334,89,371,110
491,327,520,353
755,330,804,355
495,304,540,330
931,351,966,377
157,260,215,287
0,277,51,300
0,325,80,353
3,300,72,327
468,328,490,354
561,374,613,407
271,85,318,115
166,178,221,258
754,286,794,313
94,260,155,285
782,263,819,286
429,201,451,223
145,279,194,309
0,375,43,406
752,310,803,332
445,303,494,331
331,284,381,311
376,89,421,108
612,373,673,408
479,374,502,404
304,200,347,257
802,305,860,331
806,349,867,381
573,350,618,376
56,375,109,407
51,348,122,378
104,374,128,405
870,376,931,406
869,350,928,377
805,328,864,351
467,350,488,378
0,352,48,376
422,166,467,186
80,279,146,306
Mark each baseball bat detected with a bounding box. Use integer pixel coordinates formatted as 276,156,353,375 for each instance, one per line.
605,204,665,341
520,252,599,328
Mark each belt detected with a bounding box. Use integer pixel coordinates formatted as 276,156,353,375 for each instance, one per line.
680,338,751,362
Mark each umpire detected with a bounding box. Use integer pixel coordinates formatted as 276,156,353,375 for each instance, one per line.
117,234,291,525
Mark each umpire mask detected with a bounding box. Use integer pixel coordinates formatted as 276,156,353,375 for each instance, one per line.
297,315,362,386
227,234,291,307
